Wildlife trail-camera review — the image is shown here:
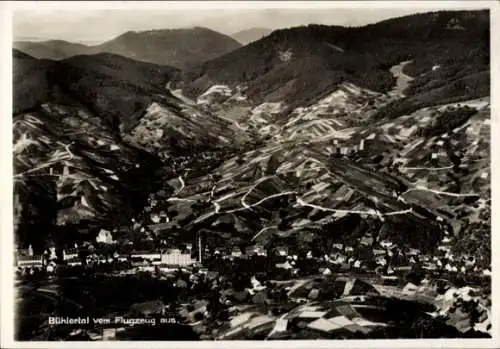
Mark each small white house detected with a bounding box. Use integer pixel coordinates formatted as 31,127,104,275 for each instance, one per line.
375,256,387,266
63,249,79,261
231,247,243,258
380,240,393,248
322,267,332,276
66,258,82,267
359,139,365,151
408,248,421,256
276,261,293,270
438,245,451,252
276,247,289,257
96,229,114,244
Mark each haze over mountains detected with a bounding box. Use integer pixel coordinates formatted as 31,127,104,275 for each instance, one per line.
231,28,274,45
13,10,490,268
14,27,242,69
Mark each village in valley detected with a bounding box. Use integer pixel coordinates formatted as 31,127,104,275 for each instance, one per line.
15,226,492,280
11,6,492,344
14,94,492,340
15,221,492,340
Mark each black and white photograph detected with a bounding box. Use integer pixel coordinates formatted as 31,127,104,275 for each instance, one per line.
1,0,498,346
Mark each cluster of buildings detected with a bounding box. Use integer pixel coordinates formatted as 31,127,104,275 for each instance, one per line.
14,244,80,275
129,247,198,272
203,234,490,281
15,222,491,282
14,228,200,276
422,236,490,276
215,244,268,260
15,245,199,274
317,234,491,279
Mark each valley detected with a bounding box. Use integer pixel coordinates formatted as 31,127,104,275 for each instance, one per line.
12,8,491,342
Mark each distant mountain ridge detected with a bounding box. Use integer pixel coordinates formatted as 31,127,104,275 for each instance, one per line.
14,27,242,69
14,40,89,60
231,28,274,45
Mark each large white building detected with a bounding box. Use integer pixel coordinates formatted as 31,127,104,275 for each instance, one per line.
161,249,196,266
16,255,44,269
130,248,196,267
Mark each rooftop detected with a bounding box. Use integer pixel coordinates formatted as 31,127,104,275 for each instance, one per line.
17,255,43,262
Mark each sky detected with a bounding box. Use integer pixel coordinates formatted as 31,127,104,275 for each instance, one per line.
12,3,486,44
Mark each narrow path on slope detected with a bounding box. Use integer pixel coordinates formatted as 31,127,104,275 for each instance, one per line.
174,175,186,195
403,186,480,198
14,141,75,179
252,226,279,241
295,198,413,217
400,166,455,171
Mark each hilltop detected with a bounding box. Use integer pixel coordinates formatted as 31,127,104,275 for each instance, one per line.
14,40,89,60
14,27,242,69
13,51,244,252
181,10,489,115
151,10,490,262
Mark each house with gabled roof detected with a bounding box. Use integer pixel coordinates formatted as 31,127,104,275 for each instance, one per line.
230,246,243,259
407,248,421,256
66,257,82,267
379,240,394,248
373,248,385,256
275,246,289,257
245,244,266,257
63,248,79,261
